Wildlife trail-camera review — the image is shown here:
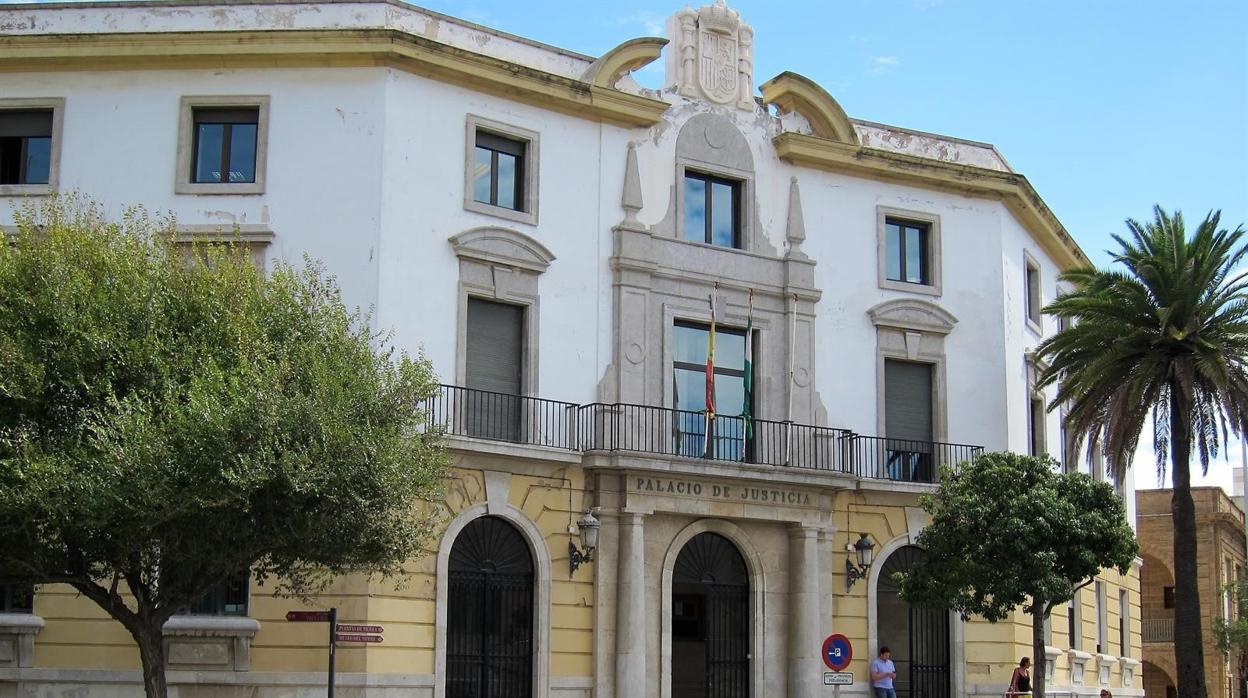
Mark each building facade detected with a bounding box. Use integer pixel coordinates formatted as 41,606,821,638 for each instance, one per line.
0,1,1141,696
1138,487,1247,698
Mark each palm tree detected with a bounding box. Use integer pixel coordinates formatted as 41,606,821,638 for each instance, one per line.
1036,206,1248,698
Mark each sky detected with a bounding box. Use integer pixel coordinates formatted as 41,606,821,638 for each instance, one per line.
5,0,1247,492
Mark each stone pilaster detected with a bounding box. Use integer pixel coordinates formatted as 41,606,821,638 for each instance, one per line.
615,512,647,698
787,523,822,698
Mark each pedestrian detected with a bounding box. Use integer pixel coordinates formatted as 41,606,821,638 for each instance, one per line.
1099,691,1112,698
870,646,898,698
1008,657,1032,696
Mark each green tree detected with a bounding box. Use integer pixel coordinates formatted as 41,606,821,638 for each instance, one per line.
1214,579,1248,693
898,452,1137,698
0,196,446,698
1036,207,1248,698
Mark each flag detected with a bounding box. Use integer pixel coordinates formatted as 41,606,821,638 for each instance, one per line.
742,289,753,441
704,291,716,457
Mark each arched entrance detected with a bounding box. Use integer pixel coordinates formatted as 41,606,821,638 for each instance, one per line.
671,532,750,698
877,545,950,698
1143,660,1177,698
446,516,535,698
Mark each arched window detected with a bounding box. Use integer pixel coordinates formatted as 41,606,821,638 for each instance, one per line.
671,532,749,698
877,545,950,698
447,516,535,698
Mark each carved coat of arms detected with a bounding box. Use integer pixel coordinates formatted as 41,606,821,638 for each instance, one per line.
699,30,738,104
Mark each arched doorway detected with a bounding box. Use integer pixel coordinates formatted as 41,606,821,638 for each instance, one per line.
671,532,750,698
877,545,950,698
446,516,535,698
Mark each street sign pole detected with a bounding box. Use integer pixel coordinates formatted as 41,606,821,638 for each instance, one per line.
328,607,337,698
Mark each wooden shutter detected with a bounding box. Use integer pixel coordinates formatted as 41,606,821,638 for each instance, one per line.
466,298,524,395
884,360,933,442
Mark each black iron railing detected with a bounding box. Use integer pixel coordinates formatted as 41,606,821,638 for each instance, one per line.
425,385,982,481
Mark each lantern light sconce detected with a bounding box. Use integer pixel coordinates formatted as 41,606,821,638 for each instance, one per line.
845,532,876,592
568,509,601,575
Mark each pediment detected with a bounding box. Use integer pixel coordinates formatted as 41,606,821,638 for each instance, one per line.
449,227,555,274
867,298,957,335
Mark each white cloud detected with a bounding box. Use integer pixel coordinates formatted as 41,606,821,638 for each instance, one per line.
872,56,900,66
612,10,665,36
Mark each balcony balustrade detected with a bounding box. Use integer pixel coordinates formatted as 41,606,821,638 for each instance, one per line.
1142,616,1175,643
424,385,982,483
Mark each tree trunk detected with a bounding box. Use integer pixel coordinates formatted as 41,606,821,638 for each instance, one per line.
1032,608,1047,698
1171,377,1208,698
131,619,169,698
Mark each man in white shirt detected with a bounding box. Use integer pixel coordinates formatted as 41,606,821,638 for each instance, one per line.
869,646,898,698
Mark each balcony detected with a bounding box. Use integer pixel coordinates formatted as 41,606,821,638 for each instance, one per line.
1142,616,1174,643
424,385,982,483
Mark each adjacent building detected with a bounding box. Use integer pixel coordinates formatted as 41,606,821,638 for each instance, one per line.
1138,487,1247,698
0,1,1141,696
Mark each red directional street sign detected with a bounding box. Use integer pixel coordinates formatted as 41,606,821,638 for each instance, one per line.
336,624,384,634
336,633,384,644
287,611,332,622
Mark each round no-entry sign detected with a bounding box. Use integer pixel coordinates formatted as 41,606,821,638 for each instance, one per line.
822,633,852,671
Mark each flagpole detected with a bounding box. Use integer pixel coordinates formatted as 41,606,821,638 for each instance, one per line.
785,292,797,465
704,284,717,458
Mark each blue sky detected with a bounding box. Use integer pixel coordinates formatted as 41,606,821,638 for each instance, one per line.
7,0,1247,491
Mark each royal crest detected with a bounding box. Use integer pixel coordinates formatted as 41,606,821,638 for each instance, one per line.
667,0,755,110
699,30,738,104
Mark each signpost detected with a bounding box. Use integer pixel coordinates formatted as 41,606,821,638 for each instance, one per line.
286,607,385,698
823,672,854,685
821,633,854,696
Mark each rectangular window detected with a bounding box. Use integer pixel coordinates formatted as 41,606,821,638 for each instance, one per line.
473,130,526,212
1163,585,1175,609
1068,593,1082,650
1025,256,1042,329
885,218,931,285
1029,396,1046,457
1095,580,1106,653
464,298,525,442
0,583,34,613
884,359,935,482
672,320,748,460
183,576,248,616
682,171,740,248
191,108,259,184
0,109,53,185
1119,588,1129,656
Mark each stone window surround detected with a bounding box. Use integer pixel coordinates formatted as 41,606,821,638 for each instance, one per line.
175,224,276,269
449,226,553,395
0,613,43,668
463,114,540,226
0,97,66,198
1068,648,1091,686
1095,652,1117,686
675,159,753,252
432,472,551,698
876,205,943,297
1120,656,1140,687
1023,249,1043,336
867,299,958,443
163,615,260,672
175,95,270,196
1026,352,1047,457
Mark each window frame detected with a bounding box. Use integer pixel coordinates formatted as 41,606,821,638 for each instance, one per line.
0,582,34,613
680,169,742,249
0,98,65,197
175,95,270,195
876,206,942,296
1068,592,1082,650
190,107,260,186
1024,250,1043,334
463,115,539,226
671,319,752,460
180,575,249,617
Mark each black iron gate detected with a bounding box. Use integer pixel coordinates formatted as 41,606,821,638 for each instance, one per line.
447,517,534,698
878,545,950,698
672,532,750,698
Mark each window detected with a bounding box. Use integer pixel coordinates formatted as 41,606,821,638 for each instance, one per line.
1095,581,1106,653
0,583,33,613
1029,396,1046,457
465,298,525,441
176,96,269,195
682,171,740,248
464,115,539,225
1068,595,1082,650
1119,589,1129,656
1163,585,1175,609
672,320,748,460
885,218,930,285
0,99,63,196
182,576,248,616
884,359,935,482
192,108,258,184
1025,253,1042,332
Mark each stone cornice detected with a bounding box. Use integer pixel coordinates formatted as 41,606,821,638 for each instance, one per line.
0,29,671,128
772,132,1091,270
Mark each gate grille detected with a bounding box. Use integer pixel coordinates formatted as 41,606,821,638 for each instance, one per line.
673,533,750,698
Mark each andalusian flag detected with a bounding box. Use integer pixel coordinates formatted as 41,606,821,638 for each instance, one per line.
742,289,753,441
704,291,716,456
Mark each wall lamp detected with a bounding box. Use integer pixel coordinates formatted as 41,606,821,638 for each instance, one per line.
568,509,601,575
845,532,876,592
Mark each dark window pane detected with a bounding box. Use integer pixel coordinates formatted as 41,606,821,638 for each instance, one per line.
473,147,492,204
227,123,257,183
710,181,736,247
496,151,518,210
194,123,224,183
683,176,706,243
1,583,34,613
23,136,51,184
905,227,924,283
885,223,902,281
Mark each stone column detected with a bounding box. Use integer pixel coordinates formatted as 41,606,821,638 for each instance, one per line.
616,512,647,698
788,524,822,698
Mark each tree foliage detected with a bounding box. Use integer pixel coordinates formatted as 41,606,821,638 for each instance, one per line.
0,195,447,698
1036,206,1248,698
898,452,1137,698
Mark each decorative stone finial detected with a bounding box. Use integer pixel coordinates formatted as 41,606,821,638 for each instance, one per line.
786,176,808,260
666,1,755,110
621,142,644,225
